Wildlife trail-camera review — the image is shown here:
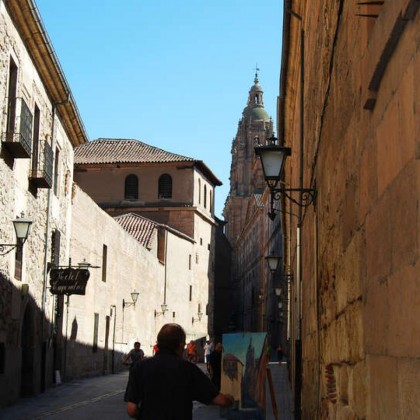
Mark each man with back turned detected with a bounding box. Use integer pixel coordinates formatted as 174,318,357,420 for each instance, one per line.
125,323,234,419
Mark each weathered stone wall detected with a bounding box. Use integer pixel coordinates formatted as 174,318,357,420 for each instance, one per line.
67,186,210,377
0,1,78,405
283,0,419,418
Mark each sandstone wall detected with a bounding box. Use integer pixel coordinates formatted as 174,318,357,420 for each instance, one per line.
283,0,420,417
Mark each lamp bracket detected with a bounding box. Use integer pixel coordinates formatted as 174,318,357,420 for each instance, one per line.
123,299,136,308
268,187,316,219
271,188,317,207
154,308,168,317
0,244,18,256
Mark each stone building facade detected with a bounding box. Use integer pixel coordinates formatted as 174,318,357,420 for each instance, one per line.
0,0,224,408
279,0,420,418
73,138,222,342
0,0,88,405
223,75,286,343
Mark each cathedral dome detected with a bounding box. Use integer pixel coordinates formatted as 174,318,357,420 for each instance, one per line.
242,71,270,121
242,106,270,121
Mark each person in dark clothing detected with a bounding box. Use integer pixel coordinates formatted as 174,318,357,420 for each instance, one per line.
208,342,223,391
125,323,234,419
123,342,144,367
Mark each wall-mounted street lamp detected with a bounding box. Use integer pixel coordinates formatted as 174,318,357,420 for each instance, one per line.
265,255,282,274
192,311,203,324
0,213,32,256
255,135,317,220
123,290,139,308
154,303,168,317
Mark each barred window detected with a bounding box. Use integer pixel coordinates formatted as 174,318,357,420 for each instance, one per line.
158,174,172,199
125,174,138,200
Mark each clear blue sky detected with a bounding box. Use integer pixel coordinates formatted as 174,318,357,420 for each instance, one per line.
35,0,283,218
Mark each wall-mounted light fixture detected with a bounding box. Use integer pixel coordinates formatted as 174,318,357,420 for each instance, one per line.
265,255,282,273
154,303,168,317
77,258,95,269
192,311,203,324
255,135,317,220
123,290,139,308
0,213,32,256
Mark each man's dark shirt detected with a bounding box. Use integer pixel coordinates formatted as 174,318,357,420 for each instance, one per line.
125,349,219,419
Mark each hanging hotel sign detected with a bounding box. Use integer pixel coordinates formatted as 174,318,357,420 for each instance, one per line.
49,268,90,295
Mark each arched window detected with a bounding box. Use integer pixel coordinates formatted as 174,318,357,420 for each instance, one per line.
158,174,172,199
125,174,138,200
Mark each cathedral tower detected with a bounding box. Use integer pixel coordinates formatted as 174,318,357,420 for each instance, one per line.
223,72,273,245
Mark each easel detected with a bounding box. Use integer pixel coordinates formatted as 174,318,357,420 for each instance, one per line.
267,367,279,419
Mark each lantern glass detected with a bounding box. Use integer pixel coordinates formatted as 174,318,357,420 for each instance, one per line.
131,291,139,304
13,217,32,242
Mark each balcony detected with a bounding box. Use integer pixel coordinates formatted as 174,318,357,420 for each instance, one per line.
29,140,53,188
2,97,33,158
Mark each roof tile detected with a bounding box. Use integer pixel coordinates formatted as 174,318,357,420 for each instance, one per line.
114,213,158,249
74,138,194,165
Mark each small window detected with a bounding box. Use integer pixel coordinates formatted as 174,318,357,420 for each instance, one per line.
158,174,172,199
53,148,60,196
6,57,18,135
189,285,192,301
51,229,61,267
102,244,107,282
31,104,40,175
203,185,207,208
189,254,192,270
93,313,99,353
125,174,138,200
198,179,201,204
157,228,166,263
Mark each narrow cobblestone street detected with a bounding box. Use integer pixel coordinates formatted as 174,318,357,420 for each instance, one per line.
0,362,293,419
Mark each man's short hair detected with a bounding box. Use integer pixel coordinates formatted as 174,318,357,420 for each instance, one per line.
134,341,140,346
157,323,186,352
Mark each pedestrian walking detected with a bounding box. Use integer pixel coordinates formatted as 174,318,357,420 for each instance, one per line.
123,341,144,367
204,338,214,373
186,339,197,363
125,323,234,419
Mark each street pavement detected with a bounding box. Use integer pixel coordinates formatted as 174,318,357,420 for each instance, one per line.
0,362,293,419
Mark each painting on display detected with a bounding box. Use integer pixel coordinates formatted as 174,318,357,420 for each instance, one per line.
221,332,268,419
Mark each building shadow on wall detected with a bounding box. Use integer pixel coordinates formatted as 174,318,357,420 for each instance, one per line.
0,270,125,408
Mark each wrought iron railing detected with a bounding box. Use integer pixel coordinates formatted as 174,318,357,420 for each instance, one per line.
30,140,53,188
2,97,33,158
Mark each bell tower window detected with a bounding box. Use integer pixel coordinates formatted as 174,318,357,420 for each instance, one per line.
158,174,172,199
125,174,138,200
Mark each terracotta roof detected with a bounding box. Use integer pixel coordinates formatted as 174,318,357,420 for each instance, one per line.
74,138,194,165
114,213,158,250
74,138,222,186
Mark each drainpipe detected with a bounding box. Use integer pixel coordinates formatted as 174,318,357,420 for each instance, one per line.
41,105,56,327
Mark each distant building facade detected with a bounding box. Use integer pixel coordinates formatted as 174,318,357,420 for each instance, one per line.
74,138,222,339
223,75,285,342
